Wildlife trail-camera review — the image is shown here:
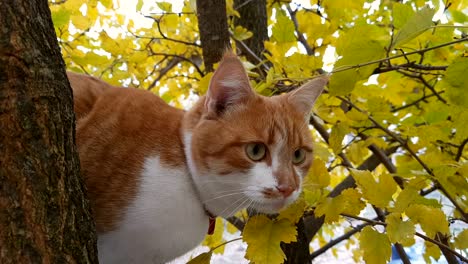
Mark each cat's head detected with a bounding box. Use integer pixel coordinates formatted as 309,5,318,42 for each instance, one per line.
183,52,327,217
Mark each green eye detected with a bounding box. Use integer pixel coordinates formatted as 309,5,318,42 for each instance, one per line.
292,148,306,164
245,143,266,161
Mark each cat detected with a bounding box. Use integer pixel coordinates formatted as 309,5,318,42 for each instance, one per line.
69,51,327,264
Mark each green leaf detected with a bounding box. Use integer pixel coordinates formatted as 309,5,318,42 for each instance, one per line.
51,7,71,28
272,11,296,43
441,57,468,107
187,252,212,264
391,7,435,48
350,170,397,208
359,226,392,264
386,213,415,246
392,3,415,29
136,0,144,11
329,122,349,154
329,24,386,95
406,204,449,237
243,215,297,264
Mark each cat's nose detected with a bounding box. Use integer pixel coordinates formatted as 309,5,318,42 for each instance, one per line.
276,185,294,198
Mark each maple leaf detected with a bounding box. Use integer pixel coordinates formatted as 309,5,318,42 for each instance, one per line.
359,226,392,264
385,213,415,246
350,169,397,208
406,204,449,237
243,215,297,264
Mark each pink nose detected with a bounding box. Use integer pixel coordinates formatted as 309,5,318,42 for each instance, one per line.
276,185,294,198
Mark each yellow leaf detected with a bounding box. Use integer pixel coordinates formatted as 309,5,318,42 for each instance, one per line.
271,11,295,43
202,218,225,254
278,198,306,224
243,215,297,264
359,226,391,264
350,170,397,208
329,122,349,154
197,72,213,95
454,229,468,249
386,213,415,246
314,196,345,223
423,241,441,263
100,0,114,9
187,252,212,264
156,2,172,12
340,188,365,216
406,204,449,237
304,158,330,189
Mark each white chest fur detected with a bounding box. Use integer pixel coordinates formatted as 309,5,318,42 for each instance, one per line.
97,156,209,264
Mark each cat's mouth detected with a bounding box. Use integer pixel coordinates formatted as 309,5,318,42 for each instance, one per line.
251,196,293,214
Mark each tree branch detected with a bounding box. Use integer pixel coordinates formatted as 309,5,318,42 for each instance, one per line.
332,37,468,74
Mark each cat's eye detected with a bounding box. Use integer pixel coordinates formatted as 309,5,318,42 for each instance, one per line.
245,143,266,161
292,148,306,164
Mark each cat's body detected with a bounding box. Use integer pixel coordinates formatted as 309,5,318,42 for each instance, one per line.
69,52,327,263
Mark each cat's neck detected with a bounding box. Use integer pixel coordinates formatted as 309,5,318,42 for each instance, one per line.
181,96,230,217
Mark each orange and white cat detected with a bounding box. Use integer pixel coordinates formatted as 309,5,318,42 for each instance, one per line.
69,52,327,264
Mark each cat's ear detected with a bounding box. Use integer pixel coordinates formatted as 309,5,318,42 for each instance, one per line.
287,76,328,117
205,52,255,115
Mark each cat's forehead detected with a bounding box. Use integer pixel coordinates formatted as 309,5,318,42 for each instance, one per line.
224,95,312,147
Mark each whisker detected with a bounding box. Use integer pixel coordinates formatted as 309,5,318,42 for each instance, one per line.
201,191,245,203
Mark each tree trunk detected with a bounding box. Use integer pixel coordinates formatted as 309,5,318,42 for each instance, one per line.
281,218,312,264
233,0,268,62
196,0,230,72
0,1,98,263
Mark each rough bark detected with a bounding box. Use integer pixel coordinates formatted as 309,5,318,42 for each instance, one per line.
281,218,312,264
233,0,268,62
196,0,230,72
0,1,98,263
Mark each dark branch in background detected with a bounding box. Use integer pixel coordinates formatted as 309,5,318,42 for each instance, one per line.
147,56,182,90
144,15,201,47
343,215,468,263
226,216,245,232
230,32,270,72
146,49,204,77
397,71,447,104
309,222,371,260
456,138,468,162
391,91,445,112
286,6,315,56
286,4,325,74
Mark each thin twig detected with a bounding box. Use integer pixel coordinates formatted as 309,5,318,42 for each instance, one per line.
331,37,468,74
309,222,371,260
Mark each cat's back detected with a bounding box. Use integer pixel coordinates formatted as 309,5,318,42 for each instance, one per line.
68,72,186,231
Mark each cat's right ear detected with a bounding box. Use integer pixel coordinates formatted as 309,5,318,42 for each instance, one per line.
205,52,255,116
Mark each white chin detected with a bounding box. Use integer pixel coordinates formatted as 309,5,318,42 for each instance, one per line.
251,199,291,214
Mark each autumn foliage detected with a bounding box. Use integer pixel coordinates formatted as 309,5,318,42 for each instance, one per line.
50,0,467,263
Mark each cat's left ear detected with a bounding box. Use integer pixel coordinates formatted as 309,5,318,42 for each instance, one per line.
287,76,328,117
205,52,255,115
